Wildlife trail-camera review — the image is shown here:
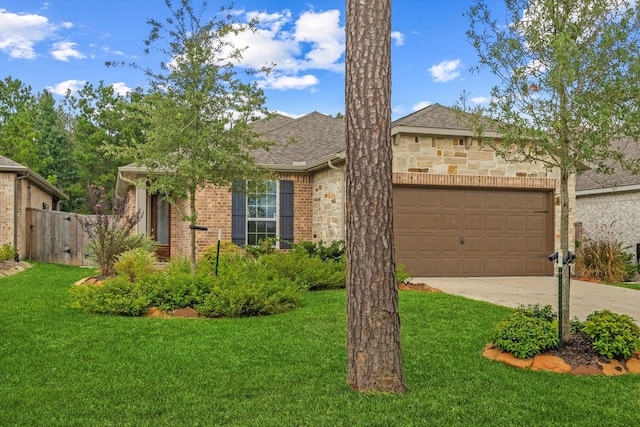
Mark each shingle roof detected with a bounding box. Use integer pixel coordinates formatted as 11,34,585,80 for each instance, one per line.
0,154,67,199
251,111,345,167
0,155,27,170
392,103,480,131
576,138,640,192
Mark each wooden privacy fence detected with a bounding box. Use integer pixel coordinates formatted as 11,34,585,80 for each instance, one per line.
26,208,93,266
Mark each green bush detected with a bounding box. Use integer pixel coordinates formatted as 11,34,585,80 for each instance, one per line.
0,244,16,262
113,248,157,282
143,270,211,312
70,277,150,316
202,241,243,261
259,251,346,290
583,310,640,360
244,237,277,258
196,277,303,317
292,240,345,262
492,306,559,359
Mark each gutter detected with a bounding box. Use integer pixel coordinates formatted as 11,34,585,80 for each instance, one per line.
576,183,640,196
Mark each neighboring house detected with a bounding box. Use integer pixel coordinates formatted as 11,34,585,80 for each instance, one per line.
0,155,67,258
575,138,640,261
117,104,574,277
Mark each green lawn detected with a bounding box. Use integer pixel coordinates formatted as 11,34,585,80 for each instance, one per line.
1,263,639,426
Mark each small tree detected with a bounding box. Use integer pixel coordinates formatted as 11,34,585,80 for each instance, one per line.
76,184,143,277
464,0,640,342
109,0,272,275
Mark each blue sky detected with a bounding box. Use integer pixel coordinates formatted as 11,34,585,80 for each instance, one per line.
0,1,505,119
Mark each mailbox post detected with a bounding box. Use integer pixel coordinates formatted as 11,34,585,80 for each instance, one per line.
548,250,576,350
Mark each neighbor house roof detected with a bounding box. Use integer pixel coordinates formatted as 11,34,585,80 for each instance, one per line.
576,138,640,194
0,154,68,199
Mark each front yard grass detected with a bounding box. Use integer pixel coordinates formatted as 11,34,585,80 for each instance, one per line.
1,263,638,426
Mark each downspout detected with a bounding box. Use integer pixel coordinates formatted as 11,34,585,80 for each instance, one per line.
327,159,346,241
14,172,30,259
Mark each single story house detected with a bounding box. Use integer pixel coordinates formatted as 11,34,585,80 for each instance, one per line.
117,104,574,276
0,155,67,258
575,138,640,261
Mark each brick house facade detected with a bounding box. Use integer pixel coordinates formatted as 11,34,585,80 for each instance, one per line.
117,104,574,276
0,155,67,258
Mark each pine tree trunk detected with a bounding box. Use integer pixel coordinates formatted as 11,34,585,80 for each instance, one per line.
345,0,406,394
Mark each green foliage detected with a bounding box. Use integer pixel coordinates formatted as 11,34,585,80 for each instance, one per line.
395,262,412,284
113,248,157,282
492,306,559,359
69,277,150,316
259,251,346,291
576,222,635,283
77,184,143,276
197,277,302,317
292,240,345,262
570,317,585,335
244,237,277,258
583,310,640,360
202,241,243,263
0,244,16,262
143,270,211,312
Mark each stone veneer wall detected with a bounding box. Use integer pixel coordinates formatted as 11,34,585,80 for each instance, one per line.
392,134,575,251
312,168,345,242
576,191,640,259
0,172,16,249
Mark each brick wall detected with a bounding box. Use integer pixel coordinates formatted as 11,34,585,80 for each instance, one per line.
0,173,15,248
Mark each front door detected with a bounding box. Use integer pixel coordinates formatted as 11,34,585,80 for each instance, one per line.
150,194,170,261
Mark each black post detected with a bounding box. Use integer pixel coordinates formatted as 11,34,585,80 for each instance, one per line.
215,229,221,276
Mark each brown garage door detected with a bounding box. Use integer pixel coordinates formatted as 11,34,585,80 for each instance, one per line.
394,186,553,277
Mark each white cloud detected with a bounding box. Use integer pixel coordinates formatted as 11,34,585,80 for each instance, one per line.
111,82,131,96
472,96,490,104
0,8,56,59
46,79,86,95
102,45,124,56
391,31,405,46
51,41,85,61
429,59,461,82
61,21,73,29
412,101,433,111
261,74,319,90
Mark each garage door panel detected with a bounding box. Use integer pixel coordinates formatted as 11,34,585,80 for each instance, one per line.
394,186,553,277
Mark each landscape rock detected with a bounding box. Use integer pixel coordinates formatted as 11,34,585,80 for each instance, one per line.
482,347,503,360
571,365,602,376
494,352,533,369
531,355,572,373
599,360,627,376
626,357,640,374
147,307,168,318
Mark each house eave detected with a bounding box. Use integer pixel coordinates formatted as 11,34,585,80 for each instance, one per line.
0,165,68,200
391,125,500,139
576,183,640,196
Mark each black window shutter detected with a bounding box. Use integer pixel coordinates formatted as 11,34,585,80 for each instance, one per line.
231,180,246,246
279,180,294,249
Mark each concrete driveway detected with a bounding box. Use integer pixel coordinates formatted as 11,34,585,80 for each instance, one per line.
412,276,640,323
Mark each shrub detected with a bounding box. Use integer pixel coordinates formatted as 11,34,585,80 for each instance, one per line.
76,184,143,276
143,270,211,312
576,222,635,283
292,240,345,262
113,248,157,282
492,306,559,359
196,277,303,317
70,276,150,316
259,251,346,290
0,244,16,262
202,241,243,261
583,310,640,360
396,263,412,284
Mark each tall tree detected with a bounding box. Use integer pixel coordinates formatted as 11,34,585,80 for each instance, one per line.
110,0,271,274
345,0,406,393
0,77,46,171
465,0,640,342
61,82,142,213
34,90,76,194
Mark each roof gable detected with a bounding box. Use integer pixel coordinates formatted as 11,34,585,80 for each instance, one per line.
0,154,67,199
576,138,640,192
